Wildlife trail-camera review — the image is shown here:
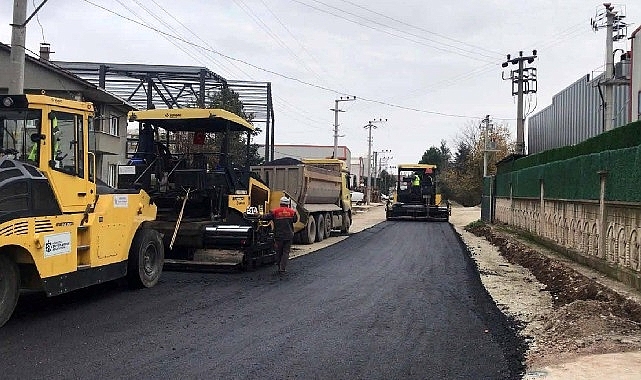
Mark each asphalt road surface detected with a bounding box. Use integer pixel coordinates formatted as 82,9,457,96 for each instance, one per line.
0,220,524,379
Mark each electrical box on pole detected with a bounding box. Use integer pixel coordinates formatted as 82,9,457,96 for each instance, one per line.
502,50,537,155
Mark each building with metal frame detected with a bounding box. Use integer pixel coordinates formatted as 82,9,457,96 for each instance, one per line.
54,61,275,161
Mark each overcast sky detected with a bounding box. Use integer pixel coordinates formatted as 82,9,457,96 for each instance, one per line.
1,0,640,167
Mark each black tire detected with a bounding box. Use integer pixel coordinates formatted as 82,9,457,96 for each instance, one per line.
300,216,316,244
127,229,164,289
0,255,20,327
315,214,325,242
293,231,302,245
340,212,351,234
324,213,332,239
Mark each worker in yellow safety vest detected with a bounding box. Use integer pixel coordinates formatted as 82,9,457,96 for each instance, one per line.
28,117,59,162
412,173,421,195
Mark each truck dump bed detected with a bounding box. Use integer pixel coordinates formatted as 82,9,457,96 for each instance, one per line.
252,161,343,208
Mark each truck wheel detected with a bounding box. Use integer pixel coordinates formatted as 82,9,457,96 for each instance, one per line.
300,216,316,244
324,213,332,239
0,255,20,327
127,229,164,289
340,212,351,234
315,214,325,242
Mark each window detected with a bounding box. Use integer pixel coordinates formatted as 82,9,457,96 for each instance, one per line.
108,163,117,187
50,111,84,178
109,116,119,136
0,110,40,162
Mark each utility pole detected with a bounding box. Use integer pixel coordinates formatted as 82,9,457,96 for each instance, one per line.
480,115,497,177
379,149,393,195
9,0,50,95
604,3,615,132
591,3,629,132
502,50,537,155
364,118,386,205
330,96,356,159
373,151,378,190
9,0,28,94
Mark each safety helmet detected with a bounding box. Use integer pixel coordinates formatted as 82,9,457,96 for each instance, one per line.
279,196,290,206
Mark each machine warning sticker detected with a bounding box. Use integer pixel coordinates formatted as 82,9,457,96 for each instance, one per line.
118,165,136,175
44,232,72,257
114,195,129,208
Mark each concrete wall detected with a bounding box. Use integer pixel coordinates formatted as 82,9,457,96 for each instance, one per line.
495,185,641,289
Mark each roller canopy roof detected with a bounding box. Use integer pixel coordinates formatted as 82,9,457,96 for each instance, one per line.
128,108,254,132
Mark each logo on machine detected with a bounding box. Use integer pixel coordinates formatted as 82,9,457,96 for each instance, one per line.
114,195,129,208
165,112,182,118
44,232,71,257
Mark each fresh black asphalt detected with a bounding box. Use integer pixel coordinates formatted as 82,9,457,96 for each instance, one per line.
0,220,525,379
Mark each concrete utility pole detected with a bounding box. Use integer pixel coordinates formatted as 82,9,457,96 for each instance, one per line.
9,0,50,95
502,50,537,155
592,3,629,132
378,149,393,194
604,4,615,131
9,0,28,94
480,115,496,177
364,118,386,205
330,96,356,159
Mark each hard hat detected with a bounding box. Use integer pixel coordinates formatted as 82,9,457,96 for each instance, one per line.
279,196,290,205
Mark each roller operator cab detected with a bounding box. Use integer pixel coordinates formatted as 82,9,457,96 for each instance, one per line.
0,95,163,328
386,163,450,221
119,108,276,270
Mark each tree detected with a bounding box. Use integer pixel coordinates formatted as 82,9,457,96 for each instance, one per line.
419,139,451,169
205,87,263,167
439,120,513,206
377,169,395,195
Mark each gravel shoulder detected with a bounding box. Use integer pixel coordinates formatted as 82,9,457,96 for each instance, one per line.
451,205,641,379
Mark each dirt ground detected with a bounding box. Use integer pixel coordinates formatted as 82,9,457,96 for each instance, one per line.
451,205,641,379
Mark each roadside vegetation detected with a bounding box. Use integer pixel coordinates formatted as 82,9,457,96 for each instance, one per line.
418,121,513,206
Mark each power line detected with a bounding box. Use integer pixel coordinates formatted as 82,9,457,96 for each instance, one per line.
80,0,514,121
232,0,327,85
338,0,504,58
257,0,345,91
289,0,498,63
138,0,342,129
147,0,251,78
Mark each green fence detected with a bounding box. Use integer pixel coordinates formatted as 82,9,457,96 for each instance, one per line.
494,121,641,202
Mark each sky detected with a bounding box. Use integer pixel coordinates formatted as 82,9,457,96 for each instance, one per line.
1,0,640,168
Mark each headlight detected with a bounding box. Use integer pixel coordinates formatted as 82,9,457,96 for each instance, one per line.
2,97,14,107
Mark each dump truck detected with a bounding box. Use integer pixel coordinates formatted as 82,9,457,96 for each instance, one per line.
386,163,450,221
0,94,163,327
118,108,275,270
252,157,352,244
